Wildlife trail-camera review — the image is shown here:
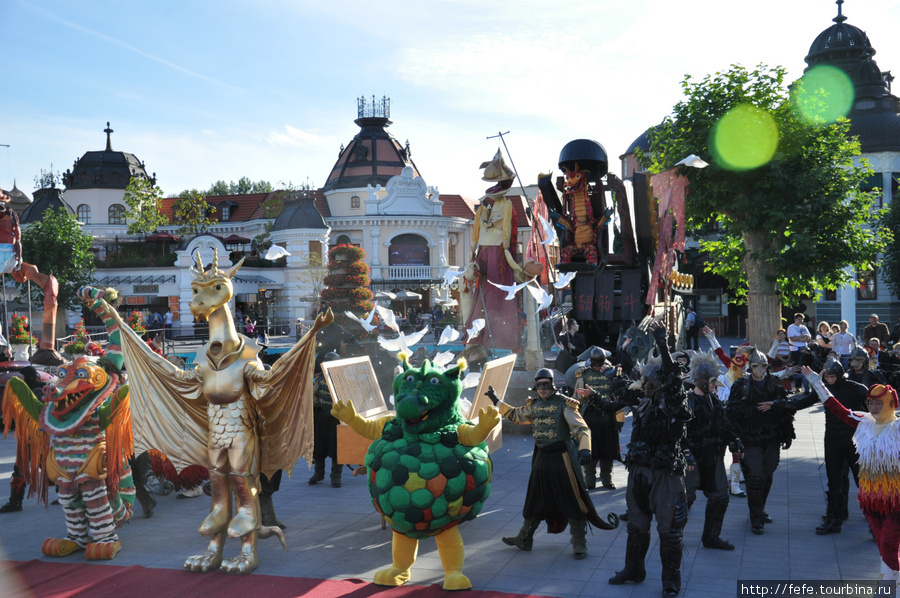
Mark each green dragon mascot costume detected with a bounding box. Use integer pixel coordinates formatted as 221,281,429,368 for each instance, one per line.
332,356,499,590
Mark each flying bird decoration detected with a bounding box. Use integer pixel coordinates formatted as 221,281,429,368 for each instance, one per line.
552,271,577,289
377,326,430,356
344,309,377,332
536,213,558,246
263,245,292,260
466,318,485,342
374,305,400,333
438,325,462,346
431,350,457,369
675,154,709,169
441,268,465,287
488,277,536,301
461,372,481,390
526,285,553,313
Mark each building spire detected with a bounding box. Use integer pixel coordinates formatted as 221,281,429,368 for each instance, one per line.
834,0,846,23
104,122,114,151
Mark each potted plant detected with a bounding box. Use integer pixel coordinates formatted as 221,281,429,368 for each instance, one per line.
8,314,37,361
63,319,89,357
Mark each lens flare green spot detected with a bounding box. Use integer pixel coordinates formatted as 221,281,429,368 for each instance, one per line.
711,104,779,171
793,65,854,124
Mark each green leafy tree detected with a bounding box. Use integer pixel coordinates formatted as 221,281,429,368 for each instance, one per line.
173,189,216,239
19,207,96,310
122,176,170,236
879,198,900,297
207,177,273,196
644,64,885,348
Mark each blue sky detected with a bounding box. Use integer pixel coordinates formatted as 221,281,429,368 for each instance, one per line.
2,0,899,200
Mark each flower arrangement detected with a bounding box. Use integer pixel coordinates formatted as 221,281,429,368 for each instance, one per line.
8,314,37,346
127,310,147,335
63,319,89,355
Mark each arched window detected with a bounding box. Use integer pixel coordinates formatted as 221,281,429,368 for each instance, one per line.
335,234,353,246
77,204,91,224
389,233,429,266
350,195,360,209
108,204,126,225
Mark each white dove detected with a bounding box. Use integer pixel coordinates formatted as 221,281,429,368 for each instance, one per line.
438,325,462,346
536,213,558,245
441,268,465,287
344,309,377,332
377,326,430,356
431,350,457,369
374,305,400,333
489,277,536,301
675,154,709,169
553,271,577,289
466,318,485,341
526,285,553,313
461,372,481,390
263,245,291,260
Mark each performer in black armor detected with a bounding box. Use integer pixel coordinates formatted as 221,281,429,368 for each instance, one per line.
801,357,868,534
574,347,623,489
847,347,887,389
682,350,743,551
308,352,343,487
726,349,798,535
608,323,691,598
489,369,617,560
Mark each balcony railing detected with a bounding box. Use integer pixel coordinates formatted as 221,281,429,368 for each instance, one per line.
373,265,456,280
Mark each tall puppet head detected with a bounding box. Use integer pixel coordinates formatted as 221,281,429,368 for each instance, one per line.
189,249,244,321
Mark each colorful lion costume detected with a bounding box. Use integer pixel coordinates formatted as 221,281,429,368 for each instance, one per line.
2,355,134,560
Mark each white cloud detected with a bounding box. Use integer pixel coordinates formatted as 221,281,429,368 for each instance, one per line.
266,125,324,148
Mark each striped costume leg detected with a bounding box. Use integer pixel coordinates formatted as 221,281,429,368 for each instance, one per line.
57,480,92,548
81,479,119,543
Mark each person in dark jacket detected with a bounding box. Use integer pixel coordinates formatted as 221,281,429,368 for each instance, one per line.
574,348,624,489
797,358,868,534
609,323,691,597
309,352,343,488
683,350,743,550
726,349,799,536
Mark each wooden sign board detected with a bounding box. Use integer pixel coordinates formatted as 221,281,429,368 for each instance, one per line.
321,355,394,465
467,353,516,452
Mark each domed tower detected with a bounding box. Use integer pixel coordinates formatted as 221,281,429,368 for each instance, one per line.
61,123,155,234
805,1,900,333
322,96,421,216
803,1,900,154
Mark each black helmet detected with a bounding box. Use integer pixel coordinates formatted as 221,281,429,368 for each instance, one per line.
822,357,844,379
534,368,555,386
323,352,340,362
558,139,608,182
590,347,606,367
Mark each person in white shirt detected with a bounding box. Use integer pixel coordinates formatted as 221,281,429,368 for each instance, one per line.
787,313,811,366
831,320,857,370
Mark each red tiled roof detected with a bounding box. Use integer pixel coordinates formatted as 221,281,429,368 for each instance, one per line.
440,194,478,219
505,195,532,227
158,191,331,223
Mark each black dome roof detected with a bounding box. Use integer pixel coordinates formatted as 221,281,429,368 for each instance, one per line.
21,187,73,224
804,4,874,72
271,195,328,231
62,123,154,191
848,108,900,153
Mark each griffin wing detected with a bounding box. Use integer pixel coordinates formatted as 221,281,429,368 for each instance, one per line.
248,308,334,478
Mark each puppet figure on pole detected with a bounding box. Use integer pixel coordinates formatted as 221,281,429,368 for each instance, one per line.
460,151,536,361
0,188,65,366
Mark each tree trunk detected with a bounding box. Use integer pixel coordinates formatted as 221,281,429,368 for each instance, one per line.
743,230,781,351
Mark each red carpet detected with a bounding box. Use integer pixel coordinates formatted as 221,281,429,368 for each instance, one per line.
1,560,554,598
